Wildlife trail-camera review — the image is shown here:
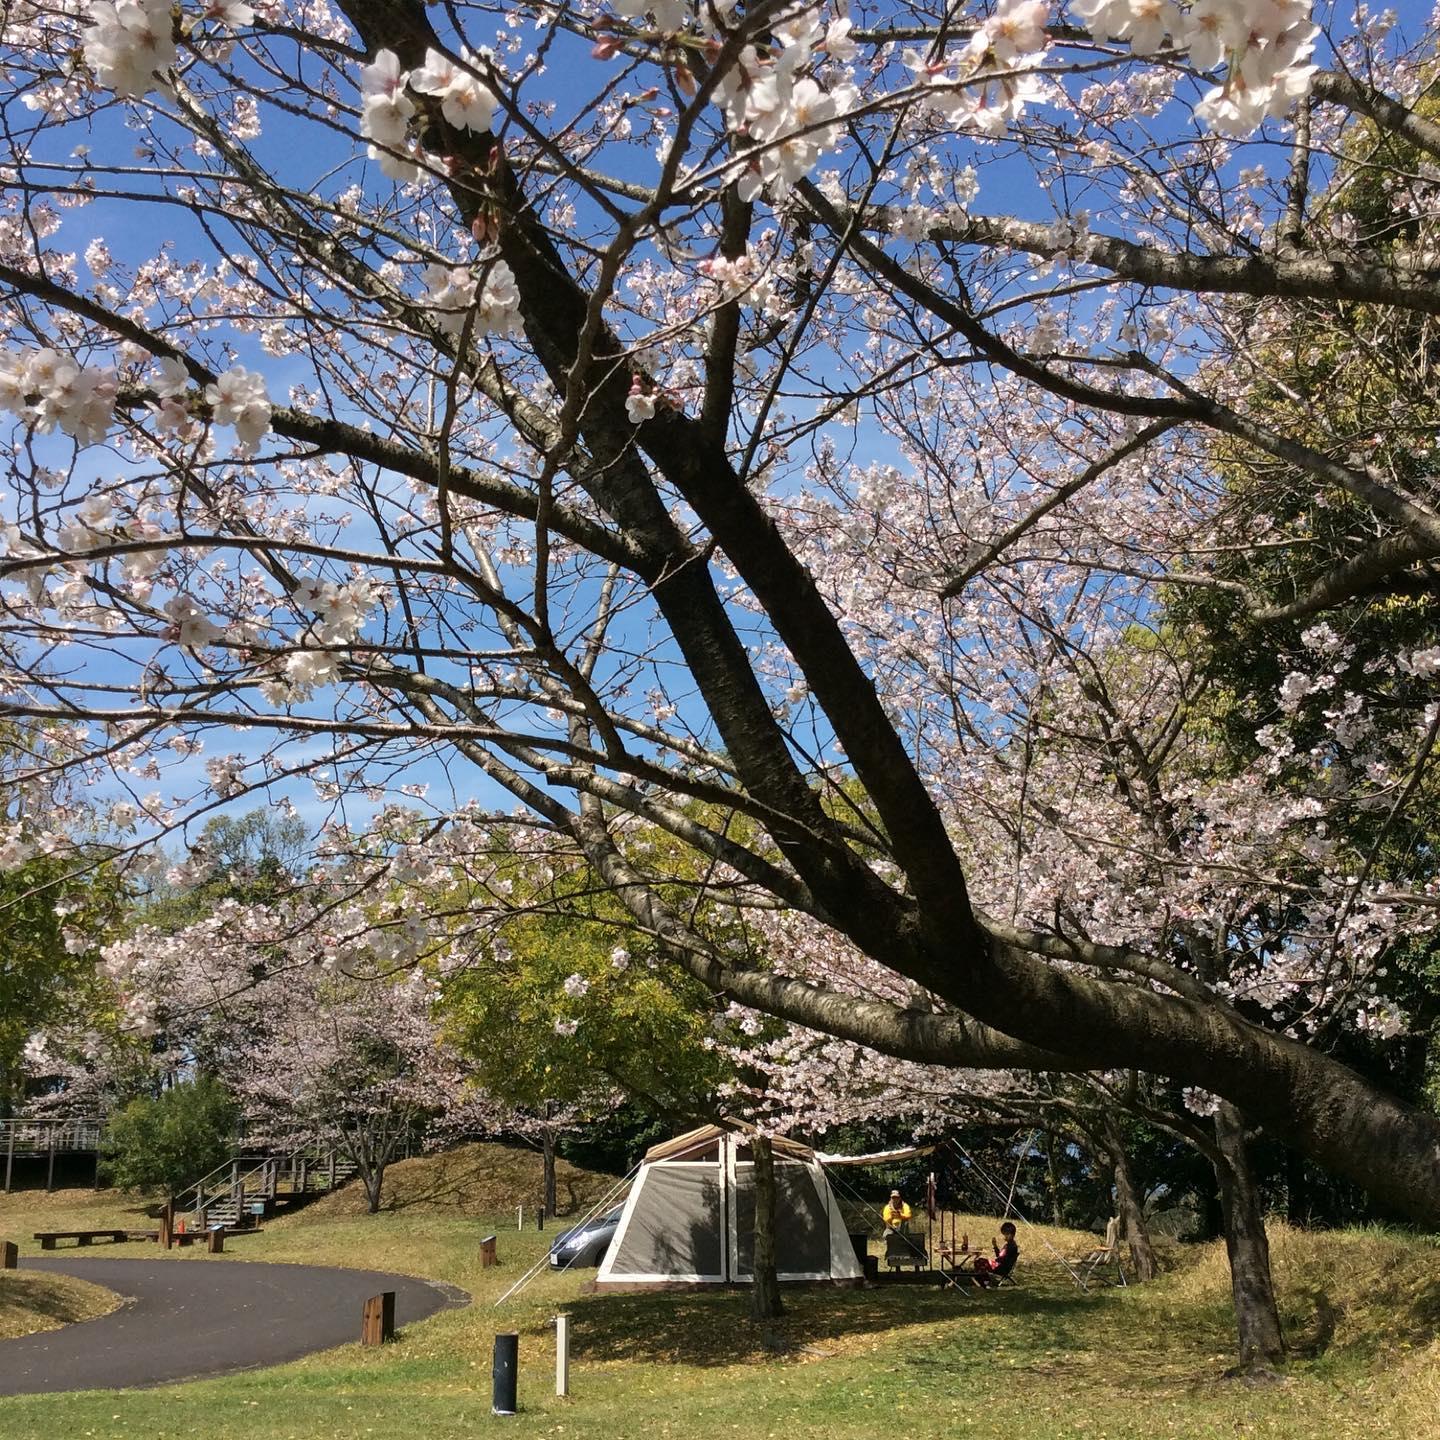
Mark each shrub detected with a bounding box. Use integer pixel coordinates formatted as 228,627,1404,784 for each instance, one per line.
100,1076,239,1194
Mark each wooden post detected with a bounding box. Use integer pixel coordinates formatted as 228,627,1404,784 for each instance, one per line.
537,1207,544,1232
328,1149,336,1190
0,1241,17,1269
158,1201,174,1250
517,1204,523,1231
361,1291,396,1345
555,1313,570,1397
480,1234,498,1268
207,1228,225,1254
4,1123,13,1193
46,1123,56,1192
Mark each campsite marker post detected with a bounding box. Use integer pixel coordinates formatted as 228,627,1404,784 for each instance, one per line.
361,1291,396,1346
516,1205,523,1231
493,1332,519,1416
555,1313,570,1397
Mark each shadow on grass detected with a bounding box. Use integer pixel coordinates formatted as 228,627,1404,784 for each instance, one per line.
566,1278,1106,1369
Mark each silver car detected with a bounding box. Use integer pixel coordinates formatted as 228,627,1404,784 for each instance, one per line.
548,1204,625,1269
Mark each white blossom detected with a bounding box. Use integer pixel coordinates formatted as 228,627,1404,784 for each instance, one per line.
83,0,178,100
204,365,272,446
410,48,498,133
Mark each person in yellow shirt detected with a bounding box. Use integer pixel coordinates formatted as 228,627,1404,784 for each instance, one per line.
882,1190,913,1230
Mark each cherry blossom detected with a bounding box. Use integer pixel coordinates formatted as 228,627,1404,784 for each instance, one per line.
203,365,272,447
359,48,420,181
82,0,178,100
410,47,497,133
0,349,117,448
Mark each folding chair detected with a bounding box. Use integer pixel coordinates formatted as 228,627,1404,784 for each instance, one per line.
1080,1216,1127,1286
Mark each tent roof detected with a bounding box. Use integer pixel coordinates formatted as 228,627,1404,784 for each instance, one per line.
642,1122,818,1164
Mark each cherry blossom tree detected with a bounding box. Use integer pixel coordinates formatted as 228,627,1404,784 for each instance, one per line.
229,965,472,1213
4,0,1440,1234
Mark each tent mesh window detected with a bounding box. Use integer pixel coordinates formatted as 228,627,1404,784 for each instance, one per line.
733,1160,832,1276
607,1164,724,1277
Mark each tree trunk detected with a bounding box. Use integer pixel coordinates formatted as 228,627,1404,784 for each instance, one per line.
357,1142,387,1215
1285,1149,1308,1227
749,1134,783,1321
1044,1131,1065,1226
542,1125,557,1217
1213,1103,1285,1373
1102,1115,1158,1282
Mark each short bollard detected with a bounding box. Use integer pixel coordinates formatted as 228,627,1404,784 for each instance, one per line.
516,1205,523,1231
537,1208,544,1232
207,1228,224,1255
158,1203,174,1251
555,1313,570,1397
493,1332,519,1416
361,1291,396,1346
480,1234,498,1268
1,1241,17,1270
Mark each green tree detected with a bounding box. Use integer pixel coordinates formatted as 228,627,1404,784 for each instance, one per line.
138,809,308,933
100,1076,239,1194
0,853,125,1113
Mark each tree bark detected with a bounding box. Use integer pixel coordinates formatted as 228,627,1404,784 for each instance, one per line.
749,1134,783,1321
363,1161,386,1214
1213,1104,1285,1372
1102,1114,1159,1282
542,1124,557,1218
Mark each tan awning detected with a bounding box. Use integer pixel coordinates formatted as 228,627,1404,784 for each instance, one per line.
815,1144,936,1167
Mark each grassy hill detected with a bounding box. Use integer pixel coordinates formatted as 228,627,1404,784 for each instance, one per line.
303,1140,620,1218
0,1270,119,1340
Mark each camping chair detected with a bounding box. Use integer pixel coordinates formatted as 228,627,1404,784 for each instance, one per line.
1079,1216,1127,1287
884,1222,928,1271
965,1244,1020,1291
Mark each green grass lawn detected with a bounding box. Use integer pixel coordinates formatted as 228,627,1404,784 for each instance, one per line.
0,1181,1436,1440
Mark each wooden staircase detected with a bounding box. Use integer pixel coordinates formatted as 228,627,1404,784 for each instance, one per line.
174,1149,358,1230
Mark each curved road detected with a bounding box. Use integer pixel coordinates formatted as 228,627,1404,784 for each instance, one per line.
2,1257,468,1395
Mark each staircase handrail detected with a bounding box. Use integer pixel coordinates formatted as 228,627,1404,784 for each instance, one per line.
174,1152,278,1219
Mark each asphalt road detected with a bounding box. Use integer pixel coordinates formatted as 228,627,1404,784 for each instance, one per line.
2,1256,467,1395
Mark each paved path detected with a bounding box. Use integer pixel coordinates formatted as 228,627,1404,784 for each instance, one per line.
2,1257,468,1395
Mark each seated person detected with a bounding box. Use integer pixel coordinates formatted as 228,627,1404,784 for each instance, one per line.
971,1221,1019,1287
881,1189,913,1230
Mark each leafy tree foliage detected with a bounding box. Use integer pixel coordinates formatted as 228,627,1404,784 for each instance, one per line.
100,1075,239,1194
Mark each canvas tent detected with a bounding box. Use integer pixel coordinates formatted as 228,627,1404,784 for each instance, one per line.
595,1124,864,1287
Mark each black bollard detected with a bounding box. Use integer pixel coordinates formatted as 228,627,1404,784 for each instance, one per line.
492,1331,519,1416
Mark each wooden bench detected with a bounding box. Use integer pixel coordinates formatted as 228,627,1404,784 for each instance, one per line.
33,1229,132,1250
